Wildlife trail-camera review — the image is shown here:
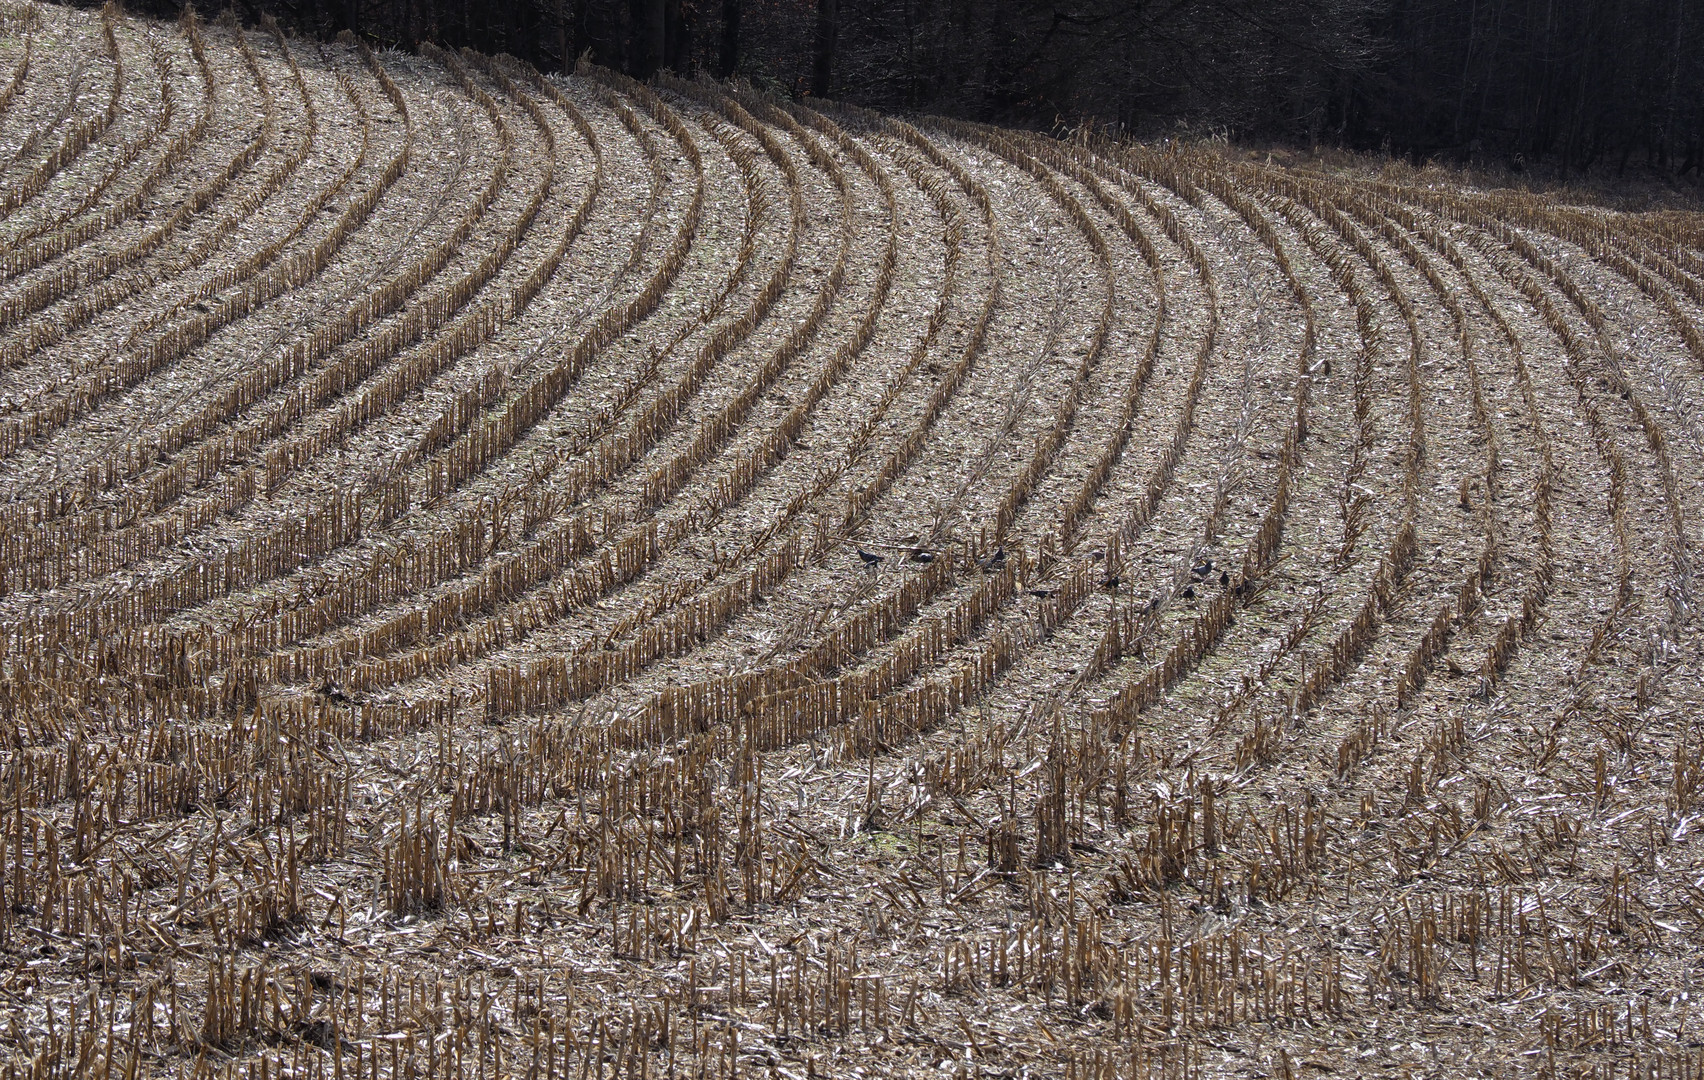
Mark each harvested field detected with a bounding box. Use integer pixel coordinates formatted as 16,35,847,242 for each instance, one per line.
3,4,1704,1077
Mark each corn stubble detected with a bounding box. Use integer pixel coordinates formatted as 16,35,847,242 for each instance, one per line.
0,3,1700,1077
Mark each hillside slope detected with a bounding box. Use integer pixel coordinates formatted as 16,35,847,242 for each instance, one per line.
0,5,1701,1077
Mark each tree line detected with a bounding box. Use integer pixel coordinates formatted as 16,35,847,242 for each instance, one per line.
97,0,1704,174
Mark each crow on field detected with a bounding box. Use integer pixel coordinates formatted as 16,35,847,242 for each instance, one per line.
857,547,884,567
978,545,1006,572
1220,571,1231,587
910,548,935,563
1191,559,1215,579
1182,585,1196,600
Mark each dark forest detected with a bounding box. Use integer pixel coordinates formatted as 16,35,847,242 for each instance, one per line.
89,0,1704,174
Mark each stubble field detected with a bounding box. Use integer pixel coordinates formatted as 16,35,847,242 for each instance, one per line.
0,4,1702,1077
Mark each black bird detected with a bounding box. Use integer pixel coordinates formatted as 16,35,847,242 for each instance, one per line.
910,548,935,563
978,545,1006,572
1182,585,1196,600
1220,571,1231,587
1191,559,1215,579
1030,588,1053,599
1103,574,1122,590
857,547,884,567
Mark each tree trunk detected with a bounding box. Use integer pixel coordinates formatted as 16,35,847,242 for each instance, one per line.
629,0,664,78
557,0,569,70
664,0,687,73
811,0,837,97
595,0,625,72
719,0,740,78
567,0,591,70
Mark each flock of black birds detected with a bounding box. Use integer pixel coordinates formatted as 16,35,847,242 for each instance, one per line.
1181,558,1231,600
851,544,990,569
848,541,1236,603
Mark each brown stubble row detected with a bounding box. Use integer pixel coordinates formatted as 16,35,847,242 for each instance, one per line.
3,18,173,274
246,61,706,662
1,26,536,594
1,5,1701,1077
461,76,841,676
480,105,998,730
327,74,814,699
0,8,33,126
5,58,797,742
1078,150,1308,729
0,10,233,372
4,35,519,586
1034,147,1684,1071
1091,152,1539,921
1075,149,1318,743
1185,157,1676,1049
485,110,1122,753
1443,190,1692,644
1307,183,1559,705
0,31,380,616
0,10,276,399
1247,170,1425,722
1220,159,1685,1054
160,124,1295,1069
1381,183,1690,659
1312,179,1503,712
578,90,903,656
0,4,119,221
0,58,649,678
228,69,687,686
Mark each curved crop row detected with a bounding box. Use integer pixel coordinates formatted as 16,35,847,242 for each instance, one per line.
0,10,1697,1076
